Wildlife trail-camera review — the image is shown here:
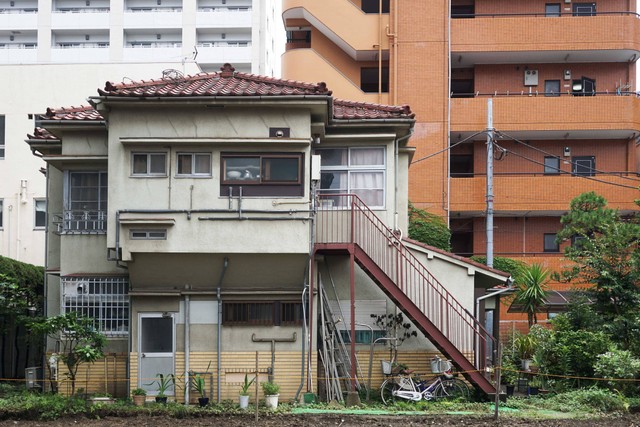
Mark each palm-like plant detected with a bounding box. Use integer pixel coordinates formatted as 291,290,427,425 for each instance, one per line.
513,263,550,328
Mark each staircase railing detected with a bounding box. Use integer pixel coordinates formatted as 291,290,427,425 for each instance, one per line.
315,194,495,373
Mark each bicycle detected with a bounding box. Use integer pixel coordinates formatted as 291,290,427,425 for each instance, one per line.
379,357,470,404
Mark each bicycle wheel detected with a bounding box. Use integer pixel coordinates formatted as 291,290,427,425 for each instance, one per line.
380,379,399,405
435,379,468,400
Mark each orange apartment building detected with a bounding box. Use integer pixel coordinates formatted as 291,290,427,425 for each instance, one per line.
282,0,640,329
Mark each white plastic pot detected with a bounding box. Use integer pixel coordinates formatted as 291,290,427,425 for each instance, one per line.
239,394,250,409
264,394,279,409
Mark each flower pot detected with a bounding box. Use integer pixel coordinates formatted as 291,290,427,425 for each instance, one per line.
521,359,532,371
155,396,168,404
527,386,539,396
88,397,115,406
239,394,250,409
132,395,146,406
506,385,515,396
198,397,209,407
265,394,279,409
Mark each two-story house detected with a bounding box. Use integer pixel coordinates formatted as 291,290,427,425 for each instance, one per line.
28,64,510,402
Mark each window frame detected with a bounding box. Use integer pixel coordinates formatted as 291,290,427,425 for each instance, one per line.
572,155,596,176
360,67,389,93
61,276,129,337
220,153,305,197
34,198,46,229
129,229,167,240
0,115,4,159
543,233,560,253
317,147,386,209
543,156,561,175
222,301,303,326
131,152,167,177
544,79,561,97
545,3,561,17
176,152,212,177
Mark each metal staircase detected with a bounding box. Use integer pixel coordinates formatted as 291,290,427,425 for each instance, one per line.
315,194,496,395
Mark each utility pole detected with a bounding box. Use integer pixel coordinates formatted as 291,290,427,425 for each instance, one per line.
486,99,494,268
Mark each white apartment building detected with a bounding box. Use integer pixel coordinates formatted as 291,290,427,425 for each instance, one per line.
0,0,284,265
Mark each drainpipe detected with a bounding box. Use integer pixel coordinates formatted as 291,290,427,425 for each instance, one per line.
294,286,308,401
394,130,414,231
378,0,383,104
184,293,190,405
216,257,228,402
475,278,514,368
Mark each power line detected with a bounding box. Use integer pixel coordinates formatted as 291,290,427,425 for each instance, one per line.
410,130,487,165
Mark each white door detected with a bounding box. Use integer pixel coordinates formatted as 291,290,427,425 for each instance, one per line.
138,313,175,396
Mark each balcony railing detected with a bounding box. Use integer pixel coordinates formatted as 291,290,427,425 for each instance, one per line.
452,11,640,19
54,210,107,233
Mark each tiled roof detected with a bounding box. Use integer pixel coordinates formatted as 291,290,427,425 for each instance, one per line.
333,99,415,120
28,127,59,140
97,63,332,97
39,105,104,121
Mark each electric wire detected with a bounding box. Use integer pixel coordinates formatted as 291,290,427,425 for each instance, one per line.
410,130,487,165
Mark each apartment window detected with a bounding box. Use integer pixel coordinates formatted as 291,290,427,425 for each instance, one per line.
130,229,167,240
544,80,560,96
34,199,46,229
544,157,560,175
572,156,595,176
451,5,474,18
221,153,303,197
573,2,596,16
360,67,389,93
62,276,129,336
0,115,4,159
545,3,561,16
450,154,474,177
544,233,559,252
222,301,303,326
177,153,211,176
361,0,389,13
318,147,386,208
572,235,587,248
132,153,166,176
65,171,107,232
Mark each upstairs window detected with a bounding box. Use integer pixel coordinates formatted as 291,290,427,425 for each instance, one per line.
545,3,561,17
318,147,385,208
64,171,107,232
222,301,303,326
220,153,304,197
34,199,46,229
361,67,389,93
544,157,560,175
177,153,211,177
572,156,595,176
132,153,167,176
544,233,559,252
544,80,560,97
361,0,389,13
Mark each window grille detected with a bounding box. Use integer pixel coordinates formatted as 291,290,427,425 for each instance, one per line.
62,276,129,336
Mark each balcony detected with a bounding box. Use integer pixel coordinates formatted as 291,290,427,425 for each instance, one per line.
123,9,182,29
195,8,252,28
0,9,37,30
451,95,640,140
283,0,388,60
54,210,107,234
195,42,252,66
122,43,182,62
52,9,110,30
452,13,640,66
282,48,389,104
450,173,639,215
51,44,110,63
0,44,37,63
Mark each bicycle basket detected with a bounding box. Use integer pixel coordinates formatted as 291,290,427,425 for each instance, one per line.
430,357,452,374
381,360,392,375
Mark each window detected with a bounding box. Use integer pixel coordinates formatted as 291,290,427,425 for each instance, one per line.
360,67,389,93
318,147,385,208
222,301,303,326
340,329,386,344
544,80,560,96
65,171,107,232
544,233,559,252
0,199,3,228
177,153,211,176
545,3,561,16
450,154,473,177
572,235,587,248
132,153,166,176
573,2,596,16
361,0,389,13
62,276,129,336
451,79,474,98
451,5,474,18
544,157,560,175
34,199,46,228
220,153,303,197
572,156,595,176
0,115,4,159
329,299,386,344
130,229,167,240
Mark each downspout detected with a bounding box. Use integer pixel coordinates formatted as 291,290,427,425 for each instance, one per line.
446,0,452,226
42,166,50,391
394,130,414,231
216,257,229,403
184,293,190,405
378,0,383,104
475,279,514,368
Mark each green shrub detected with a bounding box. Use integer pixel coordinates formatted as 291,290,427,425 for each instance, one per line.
544,388,628,413
594,348,640,396
408,203,451,251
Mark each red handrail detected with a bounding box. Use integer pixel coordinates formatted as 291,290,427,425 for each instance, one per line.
316,194,496,371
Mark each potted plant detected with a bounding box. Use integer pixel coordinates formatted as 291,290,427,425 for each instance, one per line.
131,388,147,406
514,334,536,371
527,376,542,396
261,380,280,409
192,373,209,407
239,373,255,409
146,373,176,403
500,360,519,397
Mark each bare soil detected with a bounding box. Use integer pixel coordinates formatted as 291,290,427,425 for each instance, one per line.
1,414,640,426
